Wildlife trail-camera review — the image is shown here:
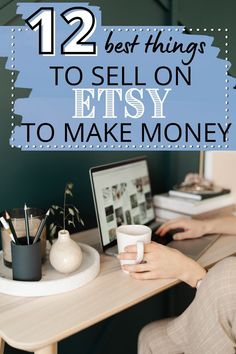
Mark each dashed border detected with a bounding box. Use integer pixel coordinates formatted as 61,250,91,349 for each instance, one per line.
10,28,16,148
225,30,230,144
10,26,230,150
10,27,29,148
16,143,230,150
103,27,228,32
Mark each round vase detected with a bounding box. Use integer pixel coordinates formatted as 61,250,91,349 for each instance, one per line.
49,230,83,274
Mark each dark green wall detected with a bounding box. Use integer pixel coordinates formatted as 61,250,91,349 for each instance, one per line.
177,0,236,77
0,0,199,235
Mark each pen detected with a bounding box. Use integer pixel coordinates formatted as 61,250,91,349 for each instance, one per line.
5,211,19,244
24,203,30,245
33,209,50,244
0,216,16,243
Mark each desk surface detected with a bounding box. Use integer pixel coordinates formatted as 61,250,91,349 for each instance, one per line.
1,229,236,352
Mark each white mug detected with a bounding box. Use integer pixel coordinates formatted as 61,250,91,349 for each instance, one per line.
116,224,152,272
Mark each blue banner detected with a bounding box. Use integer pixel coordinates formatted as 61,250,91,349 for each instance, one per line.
0,2,235,151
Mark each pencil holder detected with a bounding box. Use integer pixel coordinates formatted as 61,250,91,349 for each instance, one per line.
11,237,42,281
1,208,47,268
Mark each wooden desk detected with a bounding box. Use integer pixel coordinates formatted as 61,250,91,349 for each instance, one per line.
0,229,236,354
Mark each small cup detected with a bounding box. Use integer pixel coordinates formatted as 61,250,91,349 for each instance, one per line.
116,225,152,272
11,237,42,281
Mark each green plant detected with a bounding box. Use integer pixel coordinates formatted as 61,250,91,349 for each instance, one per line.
49,182,84,240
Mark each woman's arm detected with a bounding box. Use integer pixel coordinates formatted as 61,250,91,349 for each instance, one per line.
118,242,206,287
156,215,236,240
204,215,236,235
117,216,236,286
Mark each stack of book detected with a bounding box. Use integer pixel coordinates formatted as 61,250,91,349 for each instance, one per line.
153,189,235,220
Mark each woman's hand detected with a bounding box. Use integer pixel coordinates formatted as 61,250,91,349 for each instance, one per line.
156,218,209,240
117,242,206,287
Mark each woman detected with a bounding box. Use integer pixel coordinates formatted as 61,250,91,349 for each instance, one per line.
118,216,236,353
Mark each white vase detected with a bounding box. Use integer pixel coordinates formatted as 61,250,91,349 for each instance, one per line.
49,230,83,274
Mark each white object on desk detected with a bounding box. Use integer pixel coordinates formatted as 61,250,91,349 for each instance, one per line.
0,242,100,297
116,224,151,270
49,230,83,274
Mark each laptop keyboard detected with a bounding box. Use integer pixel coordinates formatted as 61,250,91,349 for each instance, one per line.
148,221,172,245
152,228,184,245
152,230,174,245
106,224,184,256
151,223,184,246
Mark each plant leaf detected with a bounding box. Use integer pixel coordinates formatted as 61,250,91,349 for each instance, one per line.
67,183,73,190
80,219,85,226
65,189,73,197
49,223,55,231
68,207,75,216
50,208,55,215
50,225,57,237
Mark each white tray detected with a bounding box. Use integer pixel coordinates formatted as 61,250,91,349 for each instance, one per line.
0,242,100,297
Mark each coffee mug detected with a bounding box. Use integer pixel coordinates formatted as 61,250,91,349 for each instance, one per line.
116,225,152,271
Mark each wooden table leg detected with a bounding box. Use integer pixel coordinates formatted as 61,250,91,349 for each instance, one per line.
35,343,57,354
0,337,5,354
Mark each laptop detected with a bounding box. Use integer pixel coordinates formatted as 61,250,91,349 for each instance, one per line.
89,156,219,260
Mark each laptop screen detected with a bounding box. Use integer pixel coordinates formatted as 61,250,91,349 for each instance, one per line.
90,157,155,248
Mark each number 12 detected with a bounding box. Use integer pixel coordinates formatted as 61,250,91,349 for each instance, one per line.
25,7,97,56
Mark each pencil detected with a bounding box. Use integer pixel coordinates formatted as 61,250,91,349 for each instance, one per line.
5,211,19,244
0,216,16,243
24,203,30,245
33,209,50,244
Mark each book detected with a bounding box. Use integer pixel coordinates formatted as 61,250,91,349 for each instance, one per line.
153,193,235,216
168,188,231,201
155,208,191,220
155,204,235,220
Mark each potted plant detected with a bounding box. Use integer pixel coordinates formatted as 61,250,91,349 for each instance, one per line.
49,183,84,274
49,182,84,240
